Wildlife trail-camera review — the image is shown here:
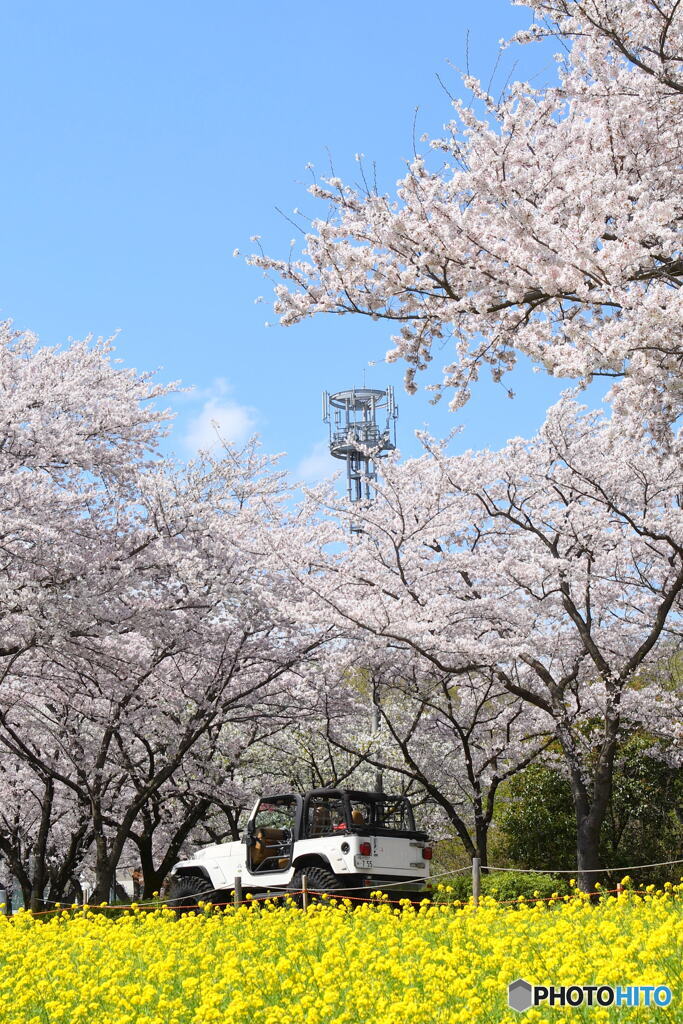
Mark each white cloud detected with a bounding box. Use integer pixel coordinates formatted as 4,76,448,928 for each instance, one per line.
295,440,338,483
184,391,257,453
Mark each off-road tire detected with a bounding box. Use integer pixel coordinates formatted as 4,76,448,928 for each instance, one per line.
290,866,341,907
167,874,214,913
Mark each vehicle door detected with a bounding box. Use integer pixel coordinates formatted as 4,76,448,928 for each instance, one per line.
246,795,298,874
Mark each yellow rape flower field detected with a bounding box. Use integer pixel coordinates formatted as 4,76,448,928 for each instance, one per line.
0,887,681,1024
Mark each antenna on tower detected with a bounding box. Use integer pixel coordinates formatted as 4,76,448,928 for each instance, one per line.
322,386,398,511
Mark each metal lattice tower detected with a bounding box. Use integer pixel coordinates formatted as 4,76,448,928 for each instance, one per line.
323,386,397,791
322,386,398,504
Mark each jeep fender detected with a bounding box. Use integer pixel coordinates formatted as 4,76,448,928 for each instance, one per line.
170,862,213,884
291,853,336,875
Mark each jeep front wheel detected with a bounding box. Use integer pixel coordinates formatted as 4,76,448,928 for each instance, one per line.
167,874,214,913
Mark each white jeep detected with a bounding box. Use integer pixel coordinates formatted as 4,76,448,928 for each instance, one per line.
167,788,432,908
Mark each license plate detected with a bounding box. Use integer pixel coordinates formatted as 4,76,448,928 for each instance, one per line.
354,856,373,869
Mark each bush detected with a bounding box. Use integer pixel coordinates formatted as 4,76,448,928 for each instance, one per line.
482,871,570,902
496,764,576,871
431,870,570,905
431,874,472,903
495,739,683,887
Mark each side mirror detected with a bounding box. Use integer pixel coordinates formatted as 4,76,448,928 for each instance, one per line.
242,821,255,844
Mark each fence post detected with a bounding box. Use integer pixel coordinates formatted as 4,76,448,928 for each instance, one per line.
28,851,37,913
616,882,623,897
472,858,481,908
0,887,7,917
233,876,242,909
302,873,309,911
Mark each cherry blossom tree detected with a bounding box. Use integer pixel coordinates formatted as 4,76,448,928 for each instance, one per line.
0,325,347,904
266,397,683,888
0,441,331,905
252,1,683,437
0,323,174,671
123,720,295,898
0,749,93,909
316,647,552,867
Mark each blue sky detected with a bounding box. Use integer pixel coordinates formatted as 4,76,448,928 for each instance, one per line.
1,1,603,483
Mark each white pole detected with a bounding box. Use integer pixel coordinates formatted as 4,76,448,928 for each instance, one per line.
472,857,481,908
372,699,383,793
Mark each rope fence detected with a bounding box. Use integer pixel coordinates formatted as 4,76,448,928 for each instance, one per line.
4,853,683,920
460,858,683,875
7,883,677,919
13,855,682,914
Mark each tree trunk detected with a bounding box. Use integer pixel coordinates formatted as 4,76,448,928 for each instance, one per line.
0,837,31,910
30,776,54,912
91,865,117,905
133,796,214,897
474,818,489,873
91,833,117,905
557,707,619,893
576,814,602,894
137,837,168,899
46,819,93,904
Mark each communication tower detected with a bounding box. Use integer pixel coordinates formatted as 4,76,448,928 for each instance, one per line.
322,386,397,792
322,386,398,504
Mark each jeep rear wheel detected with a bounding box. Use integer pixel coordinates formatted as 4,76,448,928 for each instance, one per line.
167,874,214,913
290,866,341,907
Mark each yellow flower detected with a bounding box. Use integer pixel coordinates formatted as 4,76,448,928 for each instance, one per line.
0,884,678,1023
